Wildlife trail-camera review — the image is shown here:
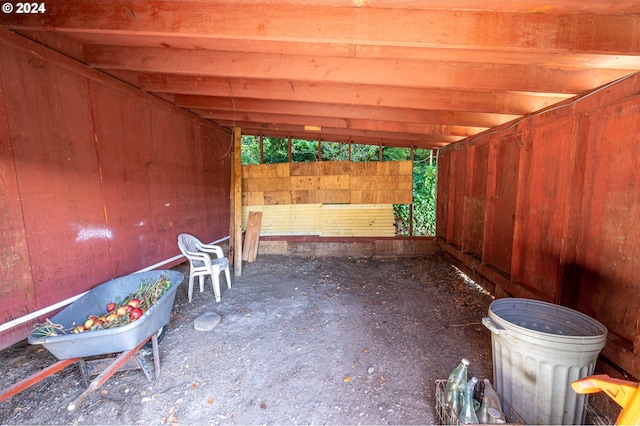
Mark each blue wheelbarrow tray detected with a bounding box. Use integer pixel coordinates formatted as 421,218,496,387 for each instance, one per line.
28,270,184,360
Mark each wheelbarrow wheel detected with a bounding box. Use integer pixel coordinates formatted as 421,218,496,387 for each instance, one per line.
143,325,166,349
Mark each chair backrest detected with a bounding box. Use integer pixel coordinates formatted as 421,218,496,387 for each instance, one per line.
178,233,200,255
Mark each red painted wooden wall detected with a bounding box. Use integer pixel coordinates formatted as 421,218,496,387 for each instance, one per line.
437,73,640,378
0,32,231,350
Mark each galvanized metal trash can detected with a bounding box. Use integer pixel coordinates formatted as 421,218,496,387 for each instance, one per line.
483,298,607,425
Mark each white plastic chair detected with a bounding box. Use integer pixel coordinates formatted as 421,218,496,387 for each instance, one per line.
177,233,231,303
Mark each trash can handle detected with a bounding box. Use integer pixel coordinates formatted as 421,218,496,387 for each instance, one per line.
482,317,506,335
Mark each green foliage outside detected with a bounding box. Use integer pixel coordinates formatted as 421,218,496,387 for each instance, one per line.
321,141,349,161
264,137,289,163
393,149,437,236
291,139,318,162
241,135,260,164
240,136,437,236
351,144,379,161
381,146,411,161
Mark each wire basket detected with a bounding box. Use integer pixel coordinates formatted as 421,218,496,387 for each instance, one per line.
435,379,526,425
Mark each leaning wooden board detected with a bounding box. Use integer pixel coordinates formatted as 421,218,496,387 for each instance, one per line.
242,211,263,262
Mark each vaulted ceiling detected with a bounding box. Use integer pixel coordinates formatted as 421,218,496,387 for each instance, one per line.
2,1,640,149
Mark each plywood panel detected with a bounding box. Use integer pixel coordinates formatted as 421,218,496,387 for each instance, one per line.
436,151,451,241
263,191,291,204
318,161,350,175
243,162,290,178
399,160,413,176
319,175,350,189
290,190,316,204
3,45,112,309
511,119,574,300
244,177,291,192
93,83,231,274
451,149,467,248
483,134,520,276
243,191,264,205
436,73,640,378
0,33,231,349
242,160,412,206
91,83,158,273
316,189,351,204
290,161,318,176
0,62,36,348
573,100,640,343
462,142,488,258
291,175,321,190
378,190,412,204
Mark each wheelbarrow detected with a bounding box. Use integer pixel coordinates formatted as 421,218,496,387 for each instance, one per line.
0,270,183,410
572,374,640,425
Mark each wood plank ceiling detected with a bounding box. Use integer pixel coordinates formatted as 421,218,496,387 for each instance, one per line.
2,0,640,149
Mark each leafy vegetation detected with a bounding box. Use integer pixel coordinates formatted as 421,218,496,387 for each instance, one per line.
394,149,437,236
241,135,260,164
240,136,437,236
320,141,349,161
292,139,318,162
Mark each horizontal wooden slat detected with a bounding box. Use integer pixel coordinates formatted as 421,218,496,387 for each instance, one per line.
243,177,291,192
243,163,290,178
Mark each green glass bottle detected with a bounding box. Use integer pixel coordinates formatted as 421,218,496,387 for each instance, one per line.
444,358,469,415
459,377,479,424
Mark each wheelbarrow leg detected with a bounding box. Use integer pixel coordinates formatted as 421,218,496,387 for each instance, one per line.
152,332,161,379
0,357,80,403
133,332,161,381
67,336,151,411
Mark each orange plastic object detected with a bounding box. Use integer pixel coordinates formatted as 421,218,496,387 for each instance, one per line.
572,374,640,425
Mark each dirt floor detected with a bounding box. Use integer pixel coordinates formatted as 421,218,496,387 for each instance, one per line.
0,255,621,425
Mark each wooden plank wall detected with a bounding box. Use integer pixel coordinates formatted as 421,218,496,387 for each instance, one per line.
0,30,231,350
243,161,413,205
437,72,640,378
242,160,412,237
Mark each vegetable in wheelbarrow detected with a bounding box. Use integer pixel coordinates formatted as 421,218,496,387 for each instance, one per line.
28,270,183,360
34,274,173,336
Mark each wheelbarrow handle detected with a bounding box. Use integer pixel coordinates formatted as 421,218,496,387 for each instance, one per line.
572,374,640,425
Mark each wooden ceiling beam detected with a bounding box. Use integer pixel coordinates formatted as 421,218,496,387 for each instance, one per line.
5,0,635,149
85,46,632,94
142,75,570,116
242,132,449,149
3,2,639,54
174,95,517,128
215,119,464,144
22,30,640,72
189,108,487,137
236,128,445,149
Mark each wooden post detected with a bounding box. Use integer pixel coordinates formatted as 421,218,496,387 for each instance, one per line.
231,127,243,277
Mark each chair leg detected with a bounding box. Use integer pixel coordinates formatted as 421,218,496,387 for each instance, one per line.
212,273,221,302
199,275,205,293
224,267,232,289
188,273,195,303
